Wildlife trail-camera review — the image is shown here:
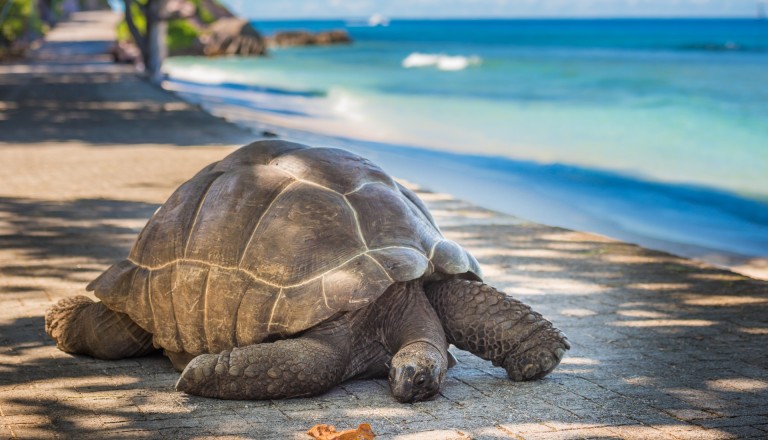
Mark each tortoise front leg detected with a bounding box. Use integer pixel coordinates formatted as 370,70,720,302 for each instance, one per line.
425,279,569,381
175,335,350,400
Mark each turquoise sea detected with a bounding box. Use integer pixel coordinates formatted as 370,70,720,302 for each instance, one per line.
163,19,768,271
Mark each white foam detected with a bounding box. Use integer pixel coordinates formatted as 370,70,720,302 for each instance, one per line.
368,13,390,27
162,64,233,85
328,88,366,122
401,52,481,71
437,55,479,71
401,52,440,68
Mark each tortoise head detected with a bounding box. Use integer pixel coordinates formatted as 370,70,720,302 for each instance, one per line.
388,341,447,403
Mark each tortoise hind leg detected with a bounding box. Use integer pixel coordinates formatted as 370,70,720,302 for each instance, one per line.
425,279,570,381
176,335,350,400
45,295,156,359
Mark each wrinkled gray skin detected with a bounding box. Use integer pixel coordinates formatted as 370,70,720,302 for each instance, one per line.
45,140,569,403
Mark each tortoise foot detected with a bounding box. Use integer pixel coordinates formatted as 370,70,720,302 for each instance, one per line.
45,295,94,353
503,330,570,381
45,296,155,359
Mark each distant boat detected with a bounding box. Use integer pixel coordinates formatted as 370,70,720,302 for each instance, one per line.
368,14,390,27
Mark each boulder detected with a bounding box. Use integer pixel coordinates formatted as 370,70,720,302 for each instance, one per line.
268,29,352,47
200,18,267,56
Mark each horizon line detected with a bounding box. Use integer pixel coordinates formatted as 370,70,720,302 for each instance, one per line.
247,15,764,21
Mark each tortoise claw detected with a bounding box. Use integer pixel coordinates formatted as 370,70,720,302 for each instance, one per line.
503,336,569,382
176,352,228,397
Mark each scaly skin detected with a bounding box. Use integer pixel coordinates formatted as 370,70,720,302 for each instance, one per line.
425,279,570,381
45,296,155,359
175,336,349,400
176,282,449,402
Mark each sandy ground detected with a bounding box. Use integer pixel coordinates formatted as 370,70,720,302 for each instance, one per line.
2,11,768,440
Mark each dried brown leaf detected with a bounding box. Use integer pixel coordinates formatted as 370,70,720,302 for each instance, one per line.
306,423,376,440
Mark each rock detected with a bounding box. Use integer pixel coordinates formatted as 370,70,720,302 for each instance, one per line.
268,29,352,47
313,30,352,45
199,18,267,56
110,41,141,64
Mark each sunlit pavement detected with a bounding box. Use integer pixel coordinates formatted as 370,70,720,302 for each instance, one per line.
1,12,767,440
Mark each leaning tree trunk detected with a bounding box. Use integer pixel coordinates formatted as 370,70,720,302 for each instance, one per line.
123,0,166,83
123,0,148,65
145,0,166,83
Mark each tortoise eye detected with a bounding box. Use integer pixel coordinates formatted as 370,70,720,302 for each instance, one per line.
415,374,426,386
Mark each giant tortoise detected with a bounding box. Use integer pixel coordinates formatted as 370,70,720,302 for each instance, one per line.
45,140,569,402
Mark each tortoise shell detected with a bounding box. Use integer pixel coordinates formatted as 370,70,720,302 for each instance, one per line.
87,141,481,355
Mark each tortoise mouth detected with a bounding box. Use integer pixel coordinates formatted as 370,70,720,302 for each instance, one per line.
388,340,447,402
389,364,443,403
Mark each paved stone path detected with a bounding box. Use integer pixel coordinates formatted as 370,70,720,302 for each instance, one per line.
2,11,768,440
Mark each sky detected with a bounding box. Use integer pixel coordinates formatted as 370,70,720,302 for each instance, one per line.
222,0,765,19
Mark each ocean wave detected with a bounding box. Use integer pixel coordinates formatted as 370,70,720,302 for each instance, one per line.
162,77,331,119
163,65,325,97
163,65,326,98
401,52,481,71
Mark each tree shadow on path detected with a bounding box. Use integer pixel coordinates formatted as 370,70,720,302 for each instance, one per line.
1,195,768,438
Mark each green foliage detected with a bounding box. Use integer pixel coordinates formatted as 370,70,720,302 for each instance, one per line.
0,0,44,45
116,1,200,51
189,0,215,24
167,19,198,51
116,1,146,43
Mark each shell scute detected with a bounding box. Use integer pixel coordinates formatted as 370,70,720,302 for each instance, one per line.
185,166,294,266
86,259,135,309
348,183,442,252
148,264,183,352
213,140,308,172
204,268,252,353
130,170,223,266
235,281,282,346
241,182,367,285
396,181,439,229
270,147,396,194
368,247,430,282
431,239,482,279
123,267,153,333
270,278,329,337
172,262,209,354
322,254,393,308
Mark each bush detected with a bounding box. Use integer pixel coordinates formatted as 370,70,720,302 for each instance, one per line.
189,0,215,24
167,19,198,51
0,0,44,46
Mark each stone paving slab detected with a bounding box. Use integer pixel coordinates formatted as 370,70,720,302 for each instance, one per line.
2,11,768,440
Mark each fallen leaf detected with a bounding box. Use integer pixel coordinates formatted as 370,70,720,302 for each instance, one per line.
307,423,375,440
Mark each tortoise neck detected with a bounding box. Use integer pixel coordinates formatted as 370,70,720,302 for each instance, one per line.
375,281,448,358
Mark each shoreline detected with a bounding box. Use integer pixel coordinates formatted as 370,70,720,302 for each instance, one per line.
3,12,768,440
161,77,768,281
